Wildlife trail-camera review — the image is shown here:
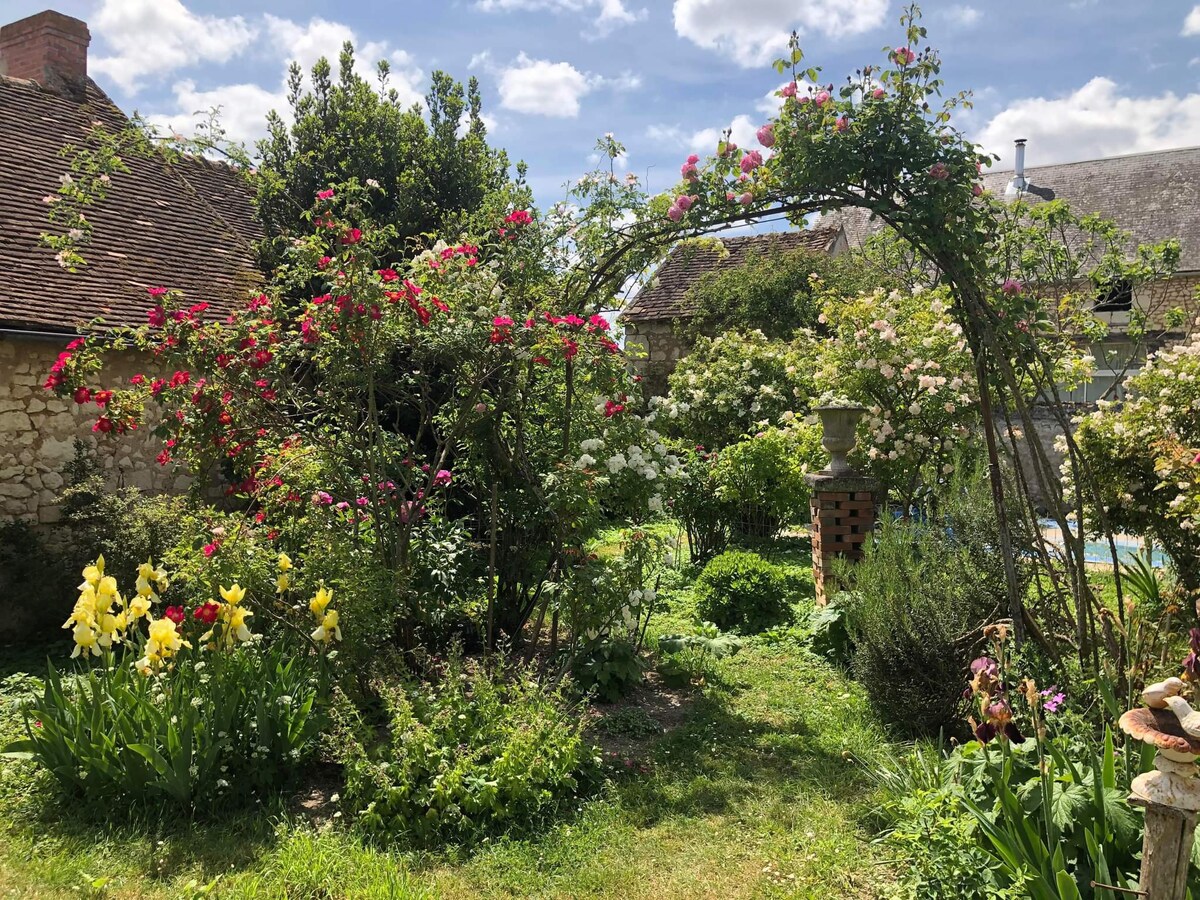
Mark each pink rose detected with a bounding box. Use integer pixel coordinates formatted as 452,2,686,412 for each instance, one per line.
893,47,916,65
756,124,775,148
686,154,700,165
815,90,831,106
835,116,849,132
929,162,949,180
1001,279,1024,295
740,150,763,174
780,81,798,98
675,194,695,211
667,205,683,222
738,192,754,205
972,183,983,197
872,88,885,100
726,192,736,201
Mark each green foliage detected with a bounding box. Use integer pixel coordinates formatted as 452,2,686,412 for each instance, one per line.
595,706,661,739
257,49,511,269
712,425,825,539
668,446,733,564
683,245,884,340
806,593,853,666
57,445,189,601
657,623,744,660
572,638,644,703
693,550,790,634
344,655,597,844
5,643,326,810
0,521,68,640
841,497,1013,735
662,330,816,449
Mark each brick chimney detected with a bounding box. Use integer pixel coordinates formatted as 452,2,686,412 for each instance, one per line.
0,10,90,99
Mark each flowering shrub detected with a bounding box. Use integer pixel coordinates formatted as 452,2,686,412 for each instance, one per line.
662,330,816,448
1074,330,1200,593
815,287,979,509
343,653,597,844
5,556,334,808
42,182,659,652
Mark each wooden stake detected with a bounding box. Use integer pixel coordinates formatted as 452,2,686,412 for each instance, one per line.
1131,797,1198,900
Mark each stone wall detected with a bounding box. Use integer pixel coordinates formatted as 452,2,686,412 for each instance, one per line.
0,333,187,523
623,320,695,398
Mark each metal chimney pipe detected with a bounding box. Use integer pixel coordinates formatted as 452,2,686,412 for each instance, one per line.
1005,138,1029,197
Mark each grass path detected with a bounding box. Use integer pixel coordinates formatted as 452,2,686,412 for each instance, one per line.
0,572,892,898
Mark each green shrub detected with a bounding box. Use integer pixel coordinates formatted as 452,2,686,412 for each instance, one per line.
344,654,598,844
712,425,824,540
669,446,734,564
841,520,1007,736
693,550,790,633
572,638,644,703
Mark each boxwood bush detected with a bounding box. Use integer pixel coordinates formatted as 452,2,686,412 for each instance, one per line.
693,550,790,633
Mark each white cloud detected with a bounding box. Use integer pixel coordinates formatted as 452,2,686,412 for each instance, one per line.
977,77,1200,167
475,0,646,36
945,5,982,27
90,0,257,94
647,114,761,155
130,6,423,148
499,54,592,117
672,0,889,68
496,54,639,117
1185,5,1200,36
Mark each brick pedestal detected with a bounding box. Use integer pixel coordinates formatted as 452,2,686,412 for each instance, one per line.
805,472,878,606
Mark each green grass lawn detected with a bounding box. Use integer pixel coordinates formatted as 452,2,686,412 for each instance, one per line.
0,543,894,899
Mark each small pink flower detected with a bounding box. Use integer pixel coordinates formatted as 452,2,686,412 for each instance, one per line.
434,469,453,486
148,306,166,327
835,116,849,132
780,81,797,98
929,162,949,180
740,150,763,174
815,90,831,106
872,88,885,100
316,188,335,200
667,204,683,222
972,183,983,197
675,194,695,211
1002,279,1024,295
726,192,736,202
738,192,753,205
686,154,700,165
893,47,916,65
756,124,775,148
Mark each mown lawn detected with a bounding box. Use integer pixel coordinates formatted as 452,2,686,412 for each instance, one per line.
0,544,894,899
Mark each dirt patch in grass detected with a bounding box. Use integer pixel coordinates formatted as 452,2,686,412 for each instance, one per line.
586,669,696,761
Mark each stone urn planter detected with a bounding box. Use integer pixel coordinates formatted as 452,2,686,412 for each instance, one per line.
815,404,866,476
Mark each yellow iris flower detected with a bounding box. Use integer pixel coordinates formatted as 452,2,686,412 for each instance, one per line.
220,584,246,606
276,573,290,593
309,586,333,616
128,592,153,619
277,553,293,572
70,621,100,658
311,608,341,643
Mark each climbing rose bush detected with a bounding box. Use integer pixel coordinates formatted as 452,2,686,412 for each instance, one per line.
660,329,816,448
815,286,980,508
42,181,660,652
1074,329,1200,593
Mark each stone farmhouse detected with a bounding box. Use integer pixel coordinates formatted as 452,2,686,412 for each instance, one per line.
621,225,847,396
0,10,261,524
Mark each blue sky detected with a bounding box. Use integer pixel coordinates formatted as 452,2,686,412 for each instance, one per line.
9,0,1200,212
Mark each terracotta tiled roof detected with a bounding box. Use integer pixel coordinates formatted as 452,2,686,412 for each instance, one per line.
825,146,1200,272
0,75,263,333
622,226,845,323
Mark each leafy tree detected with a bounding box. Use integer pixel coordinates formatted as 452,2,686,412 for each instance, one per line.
683,244,887,340
256,46,514,268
